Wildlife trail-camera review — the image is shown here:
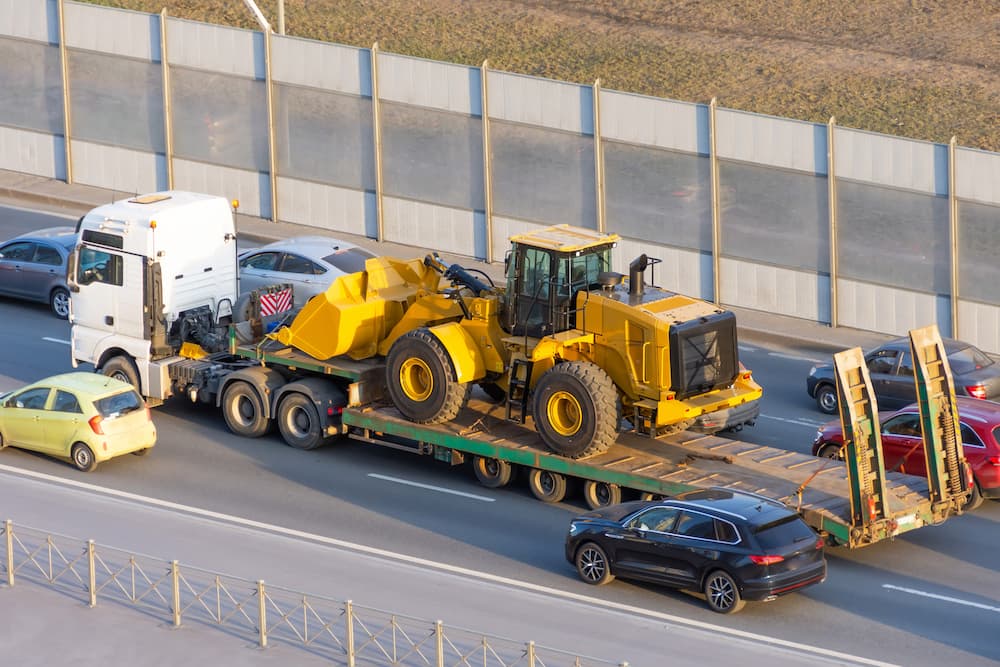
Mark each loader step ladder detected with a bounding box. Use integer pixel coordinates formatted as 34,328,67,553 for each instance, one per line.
833,347,891,543
909,325,970,509
506,358,534,424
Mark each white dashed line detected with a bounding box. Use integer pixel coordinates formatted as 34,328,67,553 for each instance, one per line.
883,584,1000,613
738,344,758,353
767,351,824,364
759,414,825,428
42,337,71,345
367,473,496,502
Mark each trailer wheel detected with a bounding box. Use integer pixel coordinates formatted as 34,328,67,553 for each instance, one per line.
583,480,622,509
102,355,140,391
222,381,271,438
386,329,469,424
527,468,568,503
277,393,325,450
532,362,617,459
638,492,665,501
472,456,513,488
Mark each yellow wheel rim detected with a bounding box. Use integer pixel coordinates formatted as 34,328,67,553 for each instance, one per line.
400,357,433,402
547,390,582,436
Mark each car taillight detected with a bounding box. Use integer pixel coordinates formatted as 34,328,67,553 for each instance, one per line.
88,415,104,435
749,554,785,565
966,385,987,400
987,456,1000,467
815,537,825,550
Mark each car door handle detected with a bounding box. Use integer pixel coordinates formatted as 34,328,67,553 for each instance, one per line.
604,533,625,540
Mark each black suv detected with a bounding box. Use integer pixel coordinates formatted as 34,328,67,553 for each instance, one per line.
564,488,826,613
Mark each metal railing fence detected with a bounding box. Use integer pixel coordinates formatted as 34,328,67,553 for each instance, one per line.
1,520,626,667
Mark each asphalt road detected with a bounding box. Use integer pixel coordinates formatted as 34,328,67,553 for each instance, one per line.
1,203,999,666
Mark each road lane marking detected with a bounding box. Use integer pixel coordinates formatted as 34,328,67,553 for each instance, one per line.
883,584,1000,612
768,352,824,363
0,464,894,666
367,473,495,502
738,344,758,353
43,337,71,345
759,414,825,428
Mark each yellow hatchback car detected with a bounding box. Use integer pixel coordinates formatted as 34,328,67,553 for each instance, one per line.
0,372,156,472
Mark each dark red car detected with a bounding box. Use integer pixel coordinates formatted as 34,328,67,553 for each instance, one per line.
812,397,1000,510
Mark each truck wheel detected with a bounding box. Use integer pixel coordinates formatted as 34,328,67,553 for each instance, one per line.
583,480,622,509
472,456,513,488
277,393,324,450
222,381,271,438
386,329,469,424
527,468,567,503
815,384,838,414
102,355,140,390
532,362,617,459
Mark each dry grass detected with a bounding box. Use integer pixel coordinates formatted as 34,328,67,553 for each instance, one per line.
81,0,1000,151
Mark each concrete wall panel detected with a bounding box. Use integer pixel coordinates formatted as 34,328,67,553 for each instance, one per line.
836,278,949,337
0,126,59,178
276,177,375,238
487,71,591,134
70,140,161,194
957,300,1000,355
379,53,479,115
615,240,709,301
272,36,367,95
64,2,158,61
382,197,480,259
720,258,827,322
834,127,946,195
0,0,55,43
166,17,260,79
172,158,266,218
716,109,826,175
599,91,705,154
955,147,1000,205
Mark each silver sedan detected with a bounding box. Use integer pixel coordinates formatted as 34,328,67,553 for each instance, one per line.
0,227,76,319
238,236,378,305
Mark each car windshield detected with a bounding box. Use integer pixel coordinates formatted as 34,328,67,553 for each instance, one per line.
948,346,995,374
753,515,817,550
323,248,374,275
94,389,144,419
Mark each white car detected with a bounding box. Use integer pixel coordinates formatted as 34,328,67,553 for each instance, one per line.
238,236,377,305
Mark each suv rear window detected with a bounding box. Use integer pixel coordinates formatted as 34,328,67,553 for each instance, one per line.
94,390,144,419
753,515,817,550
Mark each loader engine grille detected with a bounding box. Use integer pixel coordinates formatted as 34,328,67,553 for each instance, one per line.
668,311,739,400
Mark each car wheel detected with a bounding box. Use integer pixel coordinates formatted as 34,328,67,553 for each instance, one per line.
0,431,7,451
575,542,614,585
965,479,984,511
704,570,745,614
582,480,622,509
101,355,140,391
132,448,150,457
222,381,271,438
472,455,513,488
50,287,70,319
277,392,324,450
817,443,843,460
71,443,98,472
815,384,838,414
527,468,568,503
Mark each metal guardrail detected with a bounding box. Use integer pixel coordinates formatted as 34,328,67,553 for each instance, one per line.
1,520,626,666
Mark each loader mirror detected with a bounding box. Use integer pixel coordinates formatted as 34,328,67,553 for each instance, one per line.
504,249,511,273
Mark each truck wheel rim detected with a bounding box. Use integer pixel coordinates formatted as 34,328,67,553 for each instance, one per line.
400,358,433,402
287,406,312,437
547,391,582,436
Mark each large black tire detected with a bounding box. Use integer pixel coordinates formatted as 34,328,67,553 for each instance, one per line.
815,384,838,414
704,570,745,614
50,287,70,319
132,448,150,457
277,393,325,450
472,456,513,488
532,362,617,459
71,442,98,472
102,355,140,391
583,480,622,510
222,381,271,438
527,468,568,503
386,329,469,424
575,542,615,586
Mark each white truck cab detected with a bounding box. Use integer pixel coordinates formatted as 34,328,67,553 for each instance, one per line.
69,191,238,400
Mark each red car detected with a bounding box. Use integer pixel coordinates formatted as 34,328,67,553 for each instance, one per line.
812,397,1000,510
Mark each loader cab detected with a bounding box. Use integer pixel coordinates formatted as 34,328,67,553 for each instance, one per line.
504,230,615,338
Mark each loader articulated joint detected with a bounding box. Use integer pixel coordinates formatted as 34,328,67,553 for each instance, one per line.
425,253,493,296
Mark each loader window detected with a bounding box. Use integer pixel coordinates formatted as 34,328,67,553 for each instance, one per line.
514,246,553,335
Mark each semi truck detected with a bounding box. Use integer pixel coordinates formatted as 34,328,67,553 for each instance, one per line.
66,191,970,548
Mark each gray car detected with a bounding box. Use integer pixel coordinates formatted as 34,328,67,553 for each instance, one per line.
238,236,378,306
0,227,76,319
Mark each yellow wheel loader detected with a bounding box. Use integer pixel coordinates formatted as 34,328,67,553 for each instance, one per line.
270,224,761,459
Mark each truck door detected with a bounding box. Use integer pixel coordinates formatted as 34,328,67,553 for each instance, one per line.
72,245,146,340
